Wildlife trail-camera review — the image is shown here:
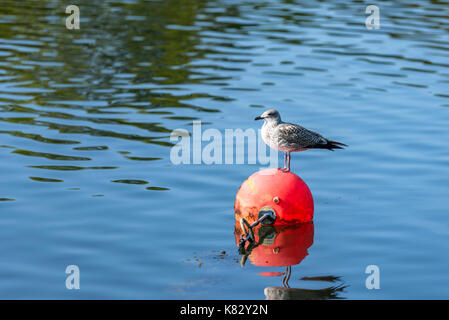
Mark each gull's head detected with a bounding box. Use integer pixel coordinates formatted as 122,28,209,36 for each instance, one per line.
255,109,281,123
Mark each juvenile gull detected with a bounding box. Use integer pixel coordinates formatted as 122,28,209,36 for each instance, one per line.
255,109,347,172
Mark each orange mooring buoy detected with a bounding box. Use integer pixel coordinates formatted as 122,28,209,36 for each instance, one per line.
234,168,314,226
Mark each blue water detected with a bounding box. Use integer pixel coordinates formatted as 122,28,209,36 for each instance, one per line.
0,0,448,299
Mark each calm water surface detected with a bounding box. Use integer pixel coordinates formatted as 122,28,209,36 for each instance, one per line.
0,0,448,299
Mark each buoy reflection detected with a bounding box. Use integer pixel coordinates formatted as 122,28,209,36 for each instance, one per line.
235,221,347,300
235,221,314,268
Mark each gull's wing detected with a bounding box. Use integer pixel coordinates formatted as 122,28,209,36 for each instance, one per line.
275,123,346,150
275,123,326,149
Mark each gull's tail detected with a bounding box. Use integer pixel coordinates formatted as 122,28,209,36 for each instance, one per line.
325,140,347,151
310,139,347,151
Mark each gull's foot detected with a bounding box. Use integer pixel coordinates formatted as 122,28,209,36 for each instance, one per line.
280,167,290,172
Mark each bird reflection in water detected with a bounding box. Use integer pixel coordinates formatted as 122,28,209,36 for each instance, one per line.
235,222,347,300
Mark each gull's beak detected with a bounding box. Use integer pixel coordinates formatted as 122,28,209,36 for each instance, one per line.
254,116,263,121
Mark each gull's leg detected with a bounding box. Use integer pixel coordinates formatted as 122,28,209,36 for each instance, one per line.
281,152,288,172
282,152,291,172
284,152,287,169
